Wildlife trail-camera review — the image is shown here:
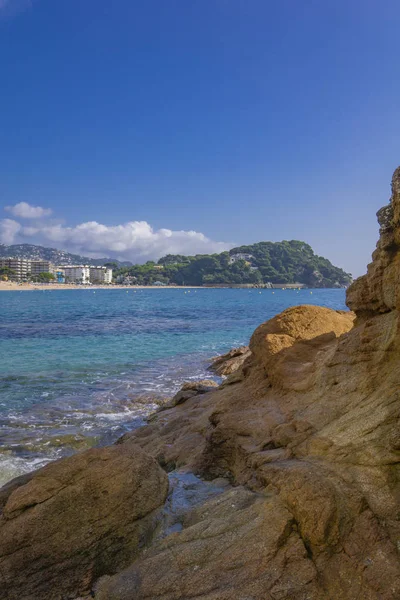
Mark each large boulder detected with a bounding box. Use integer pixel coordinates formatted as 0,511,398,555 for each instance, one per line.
0,444,169,600
249,305,355,390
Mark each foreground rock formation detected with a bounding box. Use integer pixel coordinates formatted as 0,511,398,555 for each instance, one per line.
99,168,400,599
0,445,168,600
1,167,400,600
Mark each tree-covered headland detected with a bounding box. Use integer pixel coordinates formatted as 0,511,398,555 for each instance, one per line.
113,240,352,287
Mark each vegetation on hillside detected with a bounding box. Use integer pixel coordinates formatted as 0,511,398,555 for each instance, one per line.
0,267,16,281
113,240,352,287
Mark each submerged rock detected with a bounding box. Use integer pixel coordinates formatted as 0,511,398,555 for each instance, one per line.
0,444,168,600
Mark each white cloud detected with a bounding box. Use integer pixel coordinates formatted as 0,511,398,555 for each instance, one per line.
0,219,22,245
5,202,53,219
0,211,232,262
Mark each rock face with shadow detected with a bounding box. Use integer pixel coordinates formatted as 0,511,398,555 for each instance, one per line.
208,345,251,376
100,167,400,599
0,444,168,600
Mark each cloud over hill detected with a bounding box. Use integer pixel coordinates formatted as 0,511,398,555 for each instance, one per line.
0,203,232,262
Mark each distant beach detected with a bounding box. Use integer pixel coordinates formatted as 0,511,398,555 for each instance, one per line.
0,282,203,291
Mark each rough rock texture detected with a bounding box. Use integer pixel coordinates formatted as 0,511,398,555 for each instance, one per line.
102,169,400,599
347,166,400,317
166,380,219,408
0,444,169,600
208,345,251,375
96,487,321,600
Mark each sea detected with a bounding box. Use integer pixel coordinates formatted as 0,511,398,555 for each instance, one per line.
0,287,347,486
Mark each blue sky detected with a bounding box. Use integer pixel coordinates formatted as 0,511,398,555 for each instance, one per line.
1,0,399,274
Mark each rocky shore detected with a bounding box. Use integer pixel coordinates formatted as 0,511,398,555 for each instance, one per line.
1,168,400,599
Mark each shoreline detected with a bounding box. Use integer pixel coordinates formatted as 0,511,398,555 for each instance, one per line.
0,282,344,292
0,282,204,291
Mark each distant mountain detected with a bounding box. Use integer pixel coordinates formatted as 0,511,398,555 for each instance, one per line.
0,244,132,267
114,240,353,288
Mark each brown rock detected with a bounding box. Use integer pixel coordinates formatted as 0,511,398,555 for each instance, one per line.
96,487,322,600
208,345,251,375
249,305,355,389
175,379,218,403
159,379,219,410
347,166,400,317
0,444,169,600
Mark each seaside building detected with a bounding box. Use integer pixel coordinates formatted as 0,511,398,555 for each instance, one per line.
228,253,254,264
115,275,137,285
30,260,55,277
62,266,90,284
89,267,113,284
0,257,30,281
55,270,65,283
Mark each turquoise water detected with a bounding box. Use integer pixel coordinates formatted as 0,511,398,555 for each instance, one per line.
0,288,347,485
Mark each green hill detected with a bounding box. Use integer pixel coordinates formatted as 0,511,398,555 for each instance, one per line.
115,240,352,287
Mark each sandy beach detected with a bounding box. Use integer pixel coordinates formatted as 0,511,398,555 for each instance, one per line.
0,281,203,291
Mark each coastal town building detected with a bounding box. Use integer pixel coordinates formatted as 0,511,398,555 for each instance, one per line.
0,257,30,280
89,266,113,284
30,260,55,277
228,253,254,264
62,266,91,284
55,265,113,284
0,258,56,280
0,257,113,284
115,275,136,285
55,270,65,283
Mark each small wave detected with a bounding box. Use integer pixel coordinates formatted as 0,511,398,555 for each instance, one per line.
0,455,53,488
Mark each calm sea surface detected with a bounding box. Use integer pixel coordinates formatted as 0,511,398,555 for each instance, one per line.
0,288,347,485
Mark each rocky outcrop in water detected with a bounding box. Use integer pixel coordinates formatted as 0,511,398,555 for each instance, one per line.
0,444,168,600
208,345,251,375
99,167,400,599
169,380,219,406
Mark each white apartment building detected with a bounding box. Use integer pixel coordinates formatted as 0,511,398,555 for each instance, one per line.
89,266,113,284
62,266,91,284
0,258,30,280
